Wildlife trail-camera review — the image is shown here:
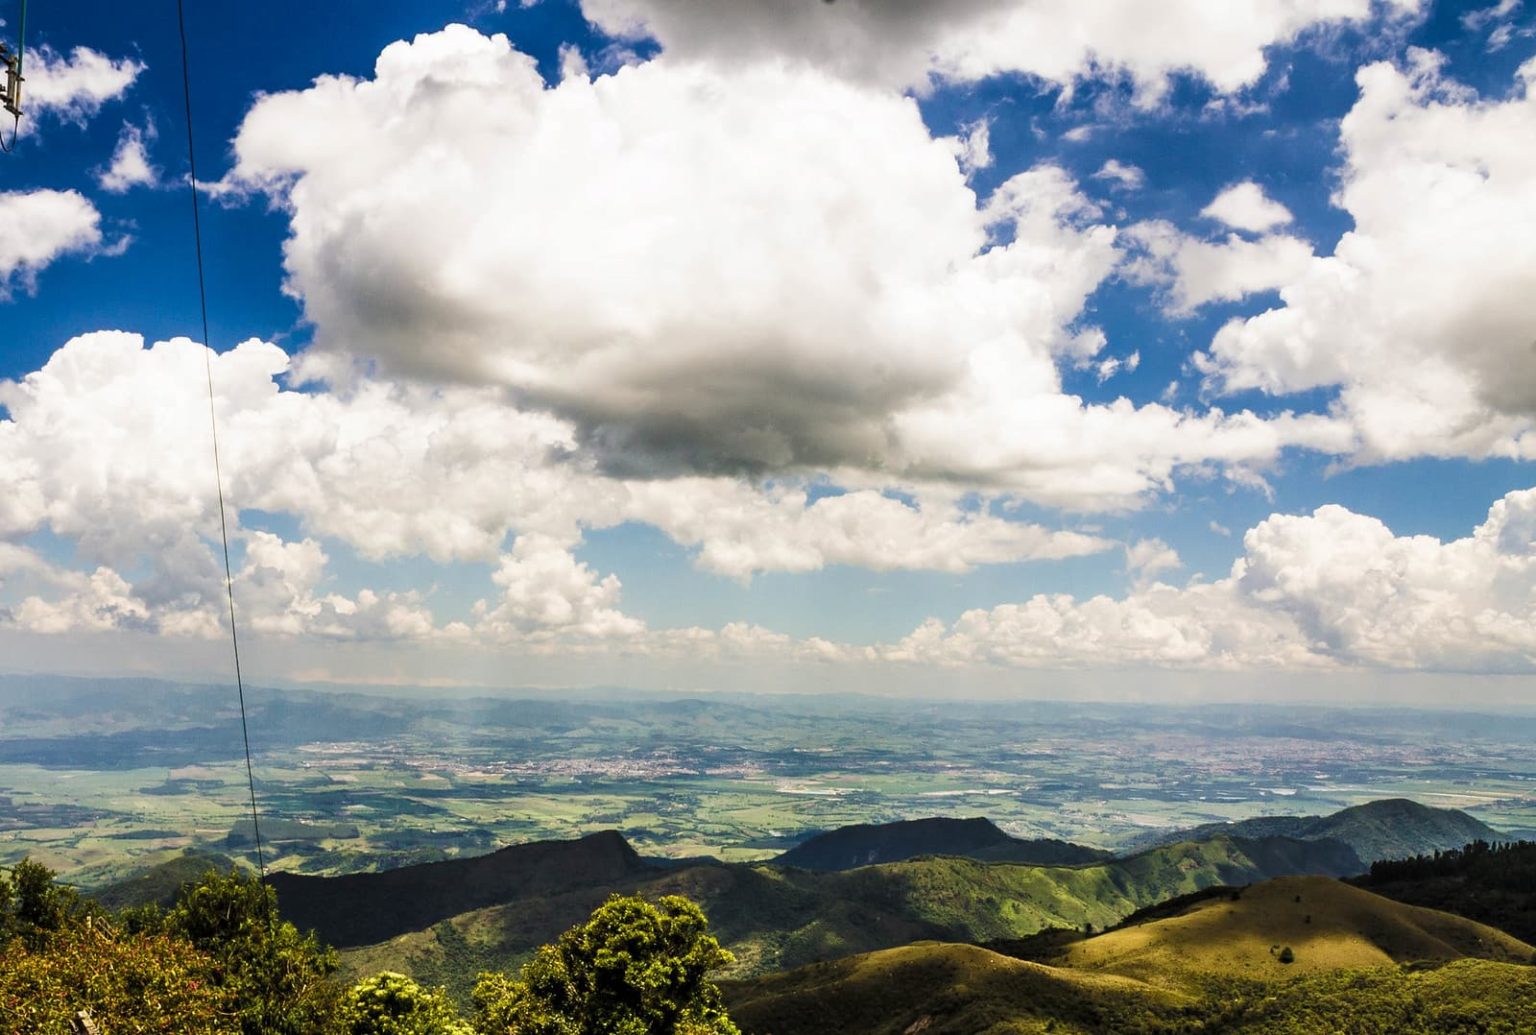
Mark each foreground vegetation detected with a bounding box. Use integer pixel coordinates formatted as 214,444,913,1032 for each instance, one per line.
0,860,739,1034
8,841,1536,1034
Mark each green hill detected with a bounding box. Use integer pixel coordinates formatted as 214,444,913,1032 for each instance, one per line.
268,829,651,947
774,817,1111,870
87,849,243,910
723,880,1536,1035
1057,875,1533,989
332,832,1361,1003
723,941,1194,1035
1139,798,1502,864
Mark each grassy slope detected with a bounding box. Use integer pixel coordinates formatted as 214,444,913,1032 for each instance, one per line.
338,834,1360,1002
723,942,1195,1035
1210,958,1536,1034
724,880,1536,1035
1057,875,1533,989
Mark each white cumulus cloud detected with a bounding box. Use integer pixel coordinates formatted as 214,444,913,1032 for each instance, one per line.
224,26,1346,509
1200,180,1295,232
98,122,158,193
0,189,103,296
22,45,143,125
1124,220,1315,313
1200,51,1536,462
886,488,1536,673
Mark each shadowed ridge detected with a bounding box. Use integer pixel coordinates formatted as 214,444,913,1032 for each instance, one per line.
774,816,1111,870
269,829,651,947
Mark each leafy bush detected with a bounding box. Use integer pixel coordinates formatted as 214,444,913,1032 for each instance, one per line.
162,867,345,1034
473,894,740,1035
0,917,233,1033
343,971,474,1035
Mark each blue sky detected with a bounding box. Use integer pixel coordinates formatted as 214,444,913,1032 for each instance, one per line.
3,0,1536,701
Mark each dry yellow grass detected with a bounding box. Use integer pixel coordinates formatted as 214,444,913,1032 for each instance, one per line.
1059,875,1533,989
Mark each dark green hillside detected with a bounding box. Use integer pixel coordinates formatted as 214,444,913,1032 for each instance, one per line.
88,849,241,910
774,817,1110,870
334,832,1362,1003
270,829,652,947
1140,798,1501,864
1353,839,1536,943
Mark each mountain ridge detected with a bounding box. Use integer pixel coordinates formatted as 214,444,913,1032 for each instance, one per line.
1135,798,1502,864
773,816,1112,870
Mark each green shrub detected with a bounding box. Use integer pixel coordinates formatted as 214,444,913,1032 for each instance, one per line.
343,971,473,1034
473,894,740,1035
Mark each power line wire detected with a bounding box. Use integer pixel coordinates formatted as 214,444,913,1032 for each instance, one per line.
175,0,267,885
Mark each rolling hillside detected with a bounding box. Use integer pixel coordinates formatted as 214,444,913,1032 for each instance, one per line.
268,829,651,947
1137,798,1503,864
724,880,1536,1035
723,941,1194,1035
774,817,1111,870
333,832,1362,1001
1056,874,1533,988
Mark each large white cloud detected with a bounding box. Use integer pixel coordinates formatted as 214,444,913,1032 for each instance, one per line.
225,26,1343,507
889,488,1536,673
0,189,103,296
0,332,1113,640
1200,51,1536,462
5,333,1535,675
580,0,1416,97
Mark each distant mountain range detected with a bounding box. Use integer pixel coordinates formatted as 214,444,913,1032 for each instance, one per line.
90,796,1510,1006
1133,797,1503,863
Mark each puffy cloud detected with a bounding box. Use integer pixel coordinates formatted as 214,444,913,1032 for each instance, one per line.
474,533,644,642
1093,159,1145,190
1200,180,1294,232
1,332,1124,643
887,488,1536,673
223,26,1335,507
7,334,1536,676
98,122,158,193
953,118,992,174
620,480,1111,581
234,532,443,641
22,45,143,125
580,0,1411,97
1126,538,1181,579
1200,52,1536,461
1124,220,1315,313
0,189,103,296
